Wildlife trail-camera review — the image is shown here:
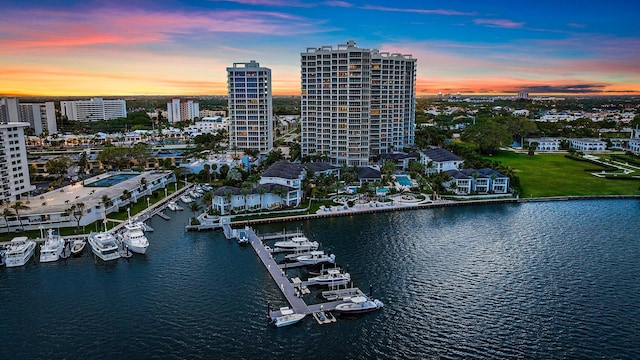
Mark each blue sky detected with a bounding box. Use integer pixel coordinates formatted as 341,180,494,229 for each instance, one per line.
1,0,639,96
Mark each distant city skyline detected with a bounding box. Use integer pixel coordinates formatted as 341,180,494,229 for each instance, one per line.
2,0,639,97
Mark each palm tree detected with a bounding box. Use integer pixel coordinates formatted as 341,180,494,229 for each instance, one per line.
101,194,113,209
70,202,85,230
10,201,29,229
2,208,15,231
223,189,233,214
241,187,250,212
272,186,286,208
256,187,265,212
202,191,213,211
188,202,202,220
203,163,211,183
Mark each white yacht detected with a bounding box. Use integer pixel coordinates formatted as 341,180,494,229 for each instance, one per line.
180,195,194,204
335,296,384,314
39,229,66,263
88,231,120,262
4,236,37,267
273,236,319,252
167,201,183,211
307,268,351,287
273,308,306,328
120,219,149,255
293,251,335,265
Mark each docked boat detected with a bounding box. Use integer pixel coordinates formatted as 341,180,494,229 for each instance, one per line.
88,231,120,261
167,201,183,211
70,238,87,256
4,236,37,267
39,229,66,263
307,268,351,287
237,229,249,246
180,195,194,204
293,251,335,265
273,308,306,328
273,236,319,252
120,219,149,254
335,296,384,314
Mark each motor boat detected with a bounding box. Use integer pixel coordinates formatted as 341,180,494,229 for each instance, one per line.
307,268,350,287
273,236,319,252
180,195,194,204
39,229,66,263
273,308,305,327
70,238,87,256
88,231,120,261
4,236,37,267
237,229,249,246
335,296,384,314
120,218,149,255
293,251,335,265
167,201,183,211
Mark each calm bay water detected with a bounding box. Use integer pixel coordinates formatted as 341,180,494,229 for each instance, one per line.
1,200,639,359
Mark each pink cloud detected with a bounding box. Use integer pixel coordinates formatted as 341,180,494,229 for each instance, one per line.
210,0,313,6
324,1,353,7
361,5,475,16
0,7,324,52
474,18,525,28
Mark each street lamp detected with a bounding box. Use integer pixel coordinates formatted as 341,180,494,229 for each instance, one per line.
147,197,150,209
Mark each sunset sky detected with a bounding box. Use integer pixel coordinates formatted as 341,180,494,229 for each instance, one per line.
2,0,639,97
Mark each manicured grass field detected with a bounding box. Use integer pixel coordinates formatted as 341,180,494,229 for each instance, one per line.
488,151,640,197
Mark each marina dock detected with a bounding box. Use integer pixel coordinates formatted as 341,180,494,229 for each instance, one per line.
236,227,377,323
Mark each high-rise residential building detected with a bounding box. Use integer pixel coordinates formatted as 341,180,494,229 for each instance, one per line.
0,98,20,123
300,40,417,166
226,60,273,153
1,98,57,135
0,122,35,203
19,102,57,135
60,98,126,122
517,91,529,100
166,98,199,123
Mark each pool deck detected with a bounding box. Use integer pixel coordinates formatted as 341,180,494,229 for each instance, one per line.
18,171,173,215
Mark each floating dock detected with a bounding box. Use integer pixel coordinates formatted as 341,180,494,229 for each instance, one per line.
244,227,374,323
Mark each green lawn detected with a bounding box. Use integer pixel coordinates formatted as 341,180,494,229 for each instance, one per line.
488,151,640,197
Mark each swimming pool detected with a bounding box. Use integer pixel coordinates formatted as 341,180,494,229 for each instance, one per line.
85,173,139,187
395,175,412,186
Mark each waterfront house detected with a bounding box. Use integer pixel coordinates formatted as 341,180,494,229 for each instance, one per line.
419,148,464,174
303,162,340,177
356,166,381,185
444,170,472,194
378,152,420,171
445,168,510,195
211,161,305,215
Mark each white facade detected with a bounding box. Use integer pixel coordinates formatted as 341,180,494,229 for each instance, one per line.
570,138,607,151
187,117,228,135
167,98,199,123
227,60,273,153
300,40,416,166
61,98,126,122
0,122,35,203
19,102,57,135
0,98,20,123
525,137,562,151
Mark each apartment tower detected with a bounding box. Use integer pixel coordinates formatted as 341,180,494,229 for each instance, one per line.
0,122,35,203
167,98,199,123
226,60,273,153
300,40,416,166
60,98,126,122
